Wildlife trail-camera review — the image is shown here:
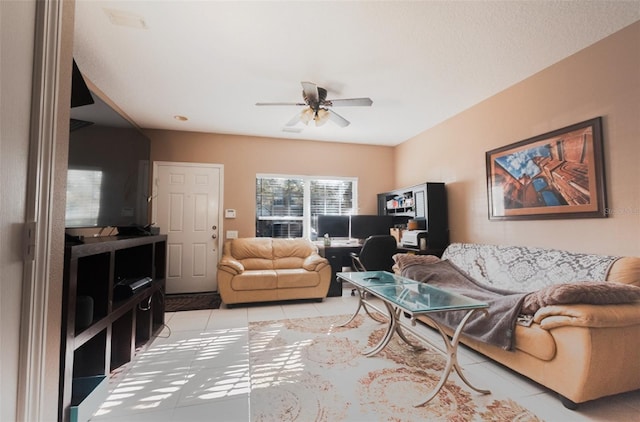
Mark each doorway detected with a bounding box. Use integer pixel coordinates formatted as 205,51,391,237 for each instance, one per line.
152,162,223,294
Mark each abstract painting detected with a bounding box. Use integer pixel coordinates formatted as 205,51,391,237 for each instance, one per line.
486,117,606,220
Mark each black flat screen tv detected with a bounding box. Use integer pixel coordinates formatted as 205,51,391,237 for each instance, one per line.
350,215,394,240
66,85,150,230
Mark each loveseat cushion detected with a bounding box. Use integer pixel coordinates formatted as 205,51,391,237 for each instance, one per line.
230,270,277,291
521,281,640,314
272,238,316,256
276,269,321,288
303,254,329,271
218,257,244,275
230,237,274,270
272,238,318,269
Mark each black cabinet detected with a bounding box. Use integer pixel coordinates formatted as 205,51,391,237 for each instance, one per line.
59,235,167,422
319,244,361,297
378,182,449,249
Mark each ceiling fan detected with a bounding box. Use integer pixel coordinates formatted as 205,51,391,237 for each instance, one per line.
256,81,373,128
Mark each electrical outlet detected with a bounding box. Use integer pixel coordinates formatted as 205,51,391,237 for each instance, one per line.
226,230,238,239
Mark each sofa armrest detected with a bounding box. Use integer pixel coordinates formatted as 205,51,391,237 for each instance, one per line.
303,254,329,271
534,303,640,330
218,257,244,275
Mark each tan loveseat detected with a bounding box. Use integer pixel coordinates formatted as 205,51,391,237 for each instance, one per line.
395,243,640,409
217,237,331,305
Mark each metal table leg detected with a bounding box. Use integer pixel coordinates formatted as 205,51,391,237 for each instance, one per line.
338,285,388,327
364,302,424,356
414,309,491,407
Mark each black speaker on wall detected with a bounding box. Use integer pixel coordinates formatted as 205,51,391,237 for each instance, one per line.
71,59,94,108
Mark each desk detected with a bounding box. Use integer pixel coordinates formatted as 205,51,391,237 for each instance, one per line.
316,241,361,297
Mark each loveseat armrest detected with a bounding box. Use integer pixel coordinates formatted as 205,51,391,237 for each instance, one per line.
218,257,245,275
534,303,640,330
303,254,329,272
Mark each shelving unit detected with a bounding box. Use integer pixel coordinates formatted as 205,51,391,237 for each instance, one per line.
378,182,449,249
383,190,416,216
59,235,167,422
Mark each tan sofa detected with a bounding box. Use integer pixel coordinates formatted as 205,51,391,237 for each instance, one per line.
217,237,331,305
395,243,640,409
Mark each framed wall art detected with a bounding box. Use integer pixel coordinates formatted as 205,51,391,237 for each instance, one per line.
486,117,606,220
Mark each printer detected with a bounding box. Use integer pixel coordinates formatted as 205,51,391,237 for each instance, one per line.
401,230,428,250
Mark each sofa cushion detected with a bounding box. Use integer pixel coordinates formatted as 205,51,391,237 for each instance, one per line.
276,269,320,288
521,281,640,314
442,243,619,292
533,303,640,329
392,253,441,273
401,260,527,350
512,324,556,361
230,270,277,291
607,257,640,287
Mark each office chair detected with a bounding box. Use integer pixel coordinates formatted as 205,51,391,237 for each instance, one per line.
350,235,398,296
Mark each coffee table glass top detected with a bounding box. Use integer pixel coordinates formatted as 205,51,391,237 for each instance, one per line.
338,271,488,314
367,283,488,314
337,271,420,288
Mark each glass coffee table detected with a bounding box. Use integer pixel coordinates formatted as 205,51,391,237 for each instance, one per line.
337,270,491,406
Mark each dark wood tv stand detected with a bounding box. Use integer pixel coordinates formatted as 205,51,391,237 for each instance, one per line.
59,235,167,422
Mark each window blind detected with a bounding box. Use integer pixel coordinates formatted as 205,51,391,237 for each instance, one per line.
256,175,356,239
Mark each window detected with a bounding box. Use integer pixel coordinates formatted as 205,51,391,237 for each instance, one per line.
65,169,103,227
256,175,357,239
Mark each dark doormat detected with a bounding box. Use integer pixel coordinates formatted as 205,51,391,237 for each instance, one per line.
164,292,221,312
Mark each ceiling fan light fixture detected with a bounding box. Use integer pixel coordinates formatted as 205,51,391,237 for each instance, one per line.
300,108,314,125
315,108,330,126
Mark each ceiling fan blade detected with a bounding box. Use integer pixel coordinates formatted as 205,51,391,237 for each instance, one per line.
301,81,319,104
256,102,306,106
327,109,350,127
326,98,373,107
285,113,302,126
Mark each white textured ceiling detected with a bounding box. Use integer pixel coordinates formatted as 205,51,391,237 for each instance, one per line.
72,1,640,146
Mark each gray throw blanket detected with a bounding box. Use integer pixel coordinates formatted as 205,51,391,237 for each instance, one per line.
401,260,526,351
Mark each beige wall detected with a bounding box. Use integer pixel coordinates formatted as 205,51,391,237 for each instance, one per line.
147,131,395,239
148,22,639,257
395,21,640,256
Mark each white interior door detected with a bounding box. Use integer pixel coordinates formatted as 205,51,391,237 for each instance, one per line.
153,162,223,294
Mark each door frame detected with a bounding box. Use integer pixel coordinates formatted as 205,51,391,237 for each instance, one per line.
151,161,225,286
15,0,73,420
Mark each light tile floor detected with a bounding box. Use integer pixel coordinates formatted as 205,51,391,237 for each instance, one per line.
90,287,640,421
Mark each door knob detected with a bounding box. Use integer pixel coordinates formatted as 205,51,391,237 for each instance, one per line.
212,234,217,239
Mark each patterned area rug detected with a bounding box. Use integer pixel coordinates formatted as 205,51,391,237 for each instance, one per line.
249,314,543,422
164,292,221,312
